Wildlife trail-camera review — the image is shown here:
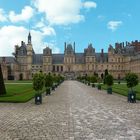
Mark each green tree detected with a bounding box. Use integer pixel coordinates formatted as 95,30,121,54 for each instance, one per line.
57,74,64,84
0,64,6,95
44,73,53,95
33,72,44,94
105,74,114,94
104,69,109,84
118,75,121,84
104,69,108,77
45,73,53,88
56,74,60,84
77,75,81,81
105,74,114,86
52,73,57,84
90,75,97,87
101,73,104,80
59,74,64,82
90,75,97,83
97,77,102,90
94,72,98,77
125,73,139,92
87,75,91,82
97,77,102,84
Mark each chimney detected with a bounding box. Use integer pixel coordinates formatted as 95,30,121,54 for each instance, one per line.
122,42,124,47
101,49,104,57
64,42,66,50
21,41,24,46
126,41,128,46
73,42,75,53
101,49,104,53
2,57,6,63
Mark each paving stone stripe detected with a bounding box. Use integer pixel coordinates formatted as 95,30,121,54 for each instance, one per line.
0,80,140,140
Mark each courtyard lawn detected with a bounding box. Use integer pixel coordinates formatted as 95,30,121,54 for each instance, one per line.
5,80,32,83
0,83,45,103
101,83,140,100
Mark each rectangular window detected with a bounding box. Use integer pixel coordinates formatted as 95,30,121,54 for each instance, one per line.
118,58,120,62
60,66,63,71
57,66,59,72
53,65,55,71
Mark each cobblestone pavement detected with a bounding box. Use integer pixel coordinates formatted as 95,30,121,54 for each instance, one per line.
0,81,140,140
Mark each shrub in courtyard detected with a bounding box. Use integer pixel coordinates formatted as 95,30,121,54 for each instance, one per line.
125,73,139,103
0,64,6,95
56,74,61,85
118,75,121,84
77,75,83,82
101,73,104,81
52,74,57,90
33,72,44,104
105,74,114,94
44,73,53,95
57,74,64,85
60,75,65,82
90,75,97,87
104,69,108,84
97,77,102,90
87,76,91,86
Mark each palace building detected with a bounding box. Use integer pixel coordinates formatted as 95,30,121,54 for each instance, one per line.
0,32,140,80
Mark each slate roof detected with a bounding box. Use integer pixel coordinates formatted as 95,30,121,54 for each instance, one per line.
17,42,27,56
123,46,135,56
52,53,86,64
95,53,108,63
0,52,109,65
32,54,43,64
32,52,109,65
52,54,64,64
75,53,85,64
0,57,18,64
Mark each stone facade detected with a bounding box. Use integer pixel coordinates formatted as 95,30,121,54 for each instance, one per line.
0,33,140,80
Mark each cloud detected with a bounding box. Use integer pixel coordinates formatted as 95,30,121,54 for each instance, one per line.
33,0,85,25
107,21,122,31
34,20,56,36
41,26,56,36
35,21,45,28
0,26,43,56
83,1,97,9
0,8,7,22
0,25,58,56
33,0,95,25
33,21,56,36
9,6,34,22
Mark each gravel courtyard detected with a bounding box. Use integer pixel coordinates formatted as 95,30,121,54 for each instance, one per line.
0,80,140,140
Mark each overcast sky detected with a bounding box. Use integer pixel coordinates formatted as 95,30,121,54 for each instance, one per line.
0,0,140,56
